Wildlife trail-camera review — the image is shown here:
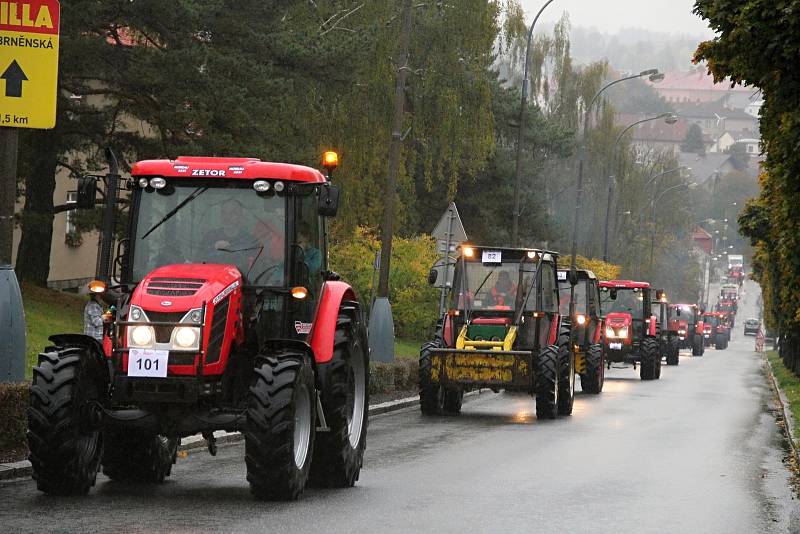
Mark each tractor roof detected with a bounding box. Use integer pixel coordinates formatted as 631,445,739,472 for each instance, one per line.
459,245,560,262
599,279,650,289
131,157,327,183
671,303,698,309
556,268,597,281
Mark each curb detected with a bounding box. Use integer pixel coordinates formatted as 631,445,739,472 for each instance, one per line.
1,390,480,483
763,355,799,463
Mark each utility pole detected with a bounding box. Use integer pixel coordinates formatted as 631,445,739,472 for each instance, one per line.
370,0,413,364
377,0,413,298
0,128,19,265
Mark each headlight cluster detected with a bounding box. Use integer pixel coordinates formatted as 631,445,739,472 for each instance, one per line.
605,326,628,339
575,314,587,326
126,305,202,351
678,329,687,335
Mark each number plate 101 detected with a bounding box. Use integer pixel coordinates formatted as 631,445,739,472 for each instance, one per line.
128,348,169,378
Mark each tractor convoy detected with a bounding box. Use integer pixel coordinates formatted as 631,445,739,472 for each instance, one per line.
25,151,739,499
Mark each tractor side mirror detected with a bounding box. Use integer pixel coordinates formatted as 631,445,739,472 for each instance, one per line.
318,184,340,217
76,176,98,209
428,268,438,286
568,269,579,286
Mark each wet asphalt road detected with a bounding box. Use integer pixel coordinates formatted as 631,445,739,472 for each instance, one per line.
1,281,799,533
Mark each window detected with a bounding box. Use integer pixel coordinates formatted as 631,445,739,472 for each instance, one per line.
65,192,77,236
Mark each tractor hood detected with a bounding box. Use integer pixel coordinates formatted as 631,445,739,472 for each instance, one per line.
605,312,632,329
131,263,242,313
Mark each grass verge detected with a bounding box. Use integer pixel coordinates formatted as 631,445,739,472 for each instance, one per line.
767,350,800,444
21,284,85,379
395,337,423,360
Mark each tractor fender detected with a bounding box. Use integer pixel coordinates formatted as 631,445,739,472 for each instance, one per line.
648,316,657,337
309,281,358,364
592,320,603,344
46,333,111,389
548,315,561,345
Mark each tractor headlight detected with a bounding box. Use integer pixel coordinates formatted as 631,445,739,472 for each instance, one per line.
678,329,687,335
606,326,627,339
129,325,155,348
606,327,615,338
173,327,199,349
576,314,587,326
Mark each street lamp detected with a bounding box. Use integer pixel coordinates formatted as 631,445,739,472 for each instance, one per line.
647,165,690,186
570,68,662,273
649,181,697,270
511,0,557,247
602,112,678,261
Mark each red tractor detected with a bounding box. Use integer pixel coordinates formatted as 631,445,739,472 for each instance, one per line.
702,311,730,350
558,268,604,393
27,153,369,500
652,289,679,367
669,303,705,356
599,280,663,380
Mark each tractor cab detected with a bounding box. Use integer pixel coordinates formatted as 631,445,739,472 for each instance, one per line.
653,290,680,366
420,245,575,419
599,280,661,380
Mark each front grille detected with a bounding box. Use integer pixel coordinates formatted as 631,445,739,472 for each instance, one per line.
205,296,230,364
147,277,205,297
143,311,184,343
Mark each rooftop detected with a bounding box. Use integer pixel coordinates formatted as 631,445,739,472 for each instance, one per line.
647,69,751,93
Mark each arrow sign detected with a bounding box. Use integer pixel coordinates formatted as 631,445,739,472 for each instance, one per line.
1,60,28,98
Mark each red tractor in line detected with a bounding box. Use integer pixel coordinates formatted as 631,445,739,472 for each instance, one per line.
668,304,705,356
652,290,680,366
702,311,730,350
599,280,663,380
27,153,369,500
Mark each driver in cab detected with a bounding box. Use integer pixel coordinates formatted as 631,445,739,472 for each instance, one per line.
491,270,517,307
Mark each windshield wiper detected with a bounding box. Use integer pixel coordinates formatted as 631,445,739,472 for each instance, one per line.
467,268,495,323
141,186,209,239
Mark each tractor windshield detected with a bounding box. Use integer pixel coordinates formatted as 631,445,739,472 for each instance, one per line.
558,278,587,315
450,259,538,312
132,182,286,285
601,288,644,315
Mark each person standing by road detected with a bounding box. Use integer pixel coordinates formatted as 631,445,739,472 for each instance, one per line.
83,290,104,342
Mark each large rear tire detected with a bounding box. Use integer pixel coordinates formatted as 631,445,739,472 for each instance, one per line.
639,339,659,381
102,433,178,483
310,311,369,488
419,341,445,415
580,344,604,394
28,347,106,496
715,333,728,350
535,346,559,420
443,389,464,414
245,354,316,501
556,326,574,416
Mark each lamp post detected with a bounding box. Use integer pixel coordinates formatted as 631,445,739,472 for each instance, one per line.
569,69,661,273
511,0,557,246
602,112,678,262
649,181,698,271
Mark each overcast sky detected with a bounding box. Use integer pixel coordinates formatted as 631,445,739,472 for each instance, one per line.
519,0,714,37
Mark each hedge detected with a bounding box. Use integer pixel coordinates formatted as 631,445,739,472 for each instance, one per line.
370,358,419,396
0,383,29,462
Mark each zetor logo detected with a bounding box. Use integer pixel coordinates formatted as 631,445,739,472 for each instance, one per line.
191,169,226,177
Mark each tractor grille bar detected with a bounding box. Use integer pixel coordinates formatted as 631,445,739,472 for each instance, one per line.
147,278,206,297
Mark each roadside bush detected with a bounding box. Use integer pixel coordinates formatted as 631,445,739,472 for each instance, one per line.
369,358,419,395
330,227,439,339
574,255,621,281
0,383,29,462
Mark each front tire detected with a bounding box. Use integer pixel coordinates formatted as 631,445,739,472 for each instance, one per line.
535,346,559,420
580,344,604,394
666,339,680,365
715,333,727,350
28,346,106,496
556,326,575,416
245,354,316,501
692,335,704,356
419,341,445,415
311,311,369,488
102,433,178,483
639,339,659,380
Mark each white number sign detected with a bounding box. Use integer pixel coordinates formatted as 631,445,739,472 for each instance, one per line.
557,271,568,281
128,348,169,378
482,250,502,264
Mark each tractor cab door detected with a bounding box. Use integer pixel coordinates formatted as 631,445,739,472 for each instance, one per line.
537,261,560,348
290,187,325,339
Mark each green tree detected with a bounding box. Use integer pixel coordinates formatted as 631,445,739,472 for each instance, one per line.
694,0,800,372
680,123,706,155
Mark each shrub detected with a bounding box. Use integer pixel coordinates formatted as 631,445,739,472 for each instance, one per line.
330,227,439,339
369,358,419,395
